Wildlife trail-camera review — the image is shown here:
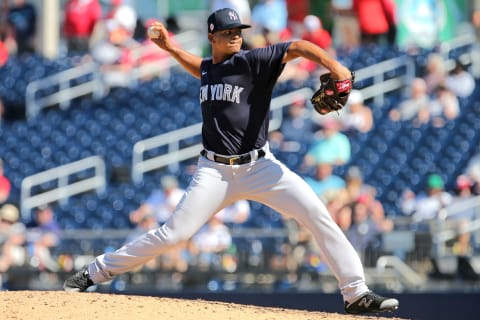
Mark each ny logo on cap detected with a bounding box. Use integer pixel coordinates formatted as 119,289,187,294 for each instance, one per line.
228,10,238,21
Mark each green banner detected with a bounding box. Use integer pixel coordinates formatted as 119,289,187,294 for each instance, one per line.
396,0,466,49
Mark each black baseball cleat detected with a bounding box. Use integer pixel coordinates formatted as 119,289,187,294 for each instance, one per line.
344,291,399,314
63,266,95,292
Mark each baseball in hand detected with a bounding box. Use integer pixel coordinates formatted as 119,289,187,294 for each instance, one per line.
148,26,160,39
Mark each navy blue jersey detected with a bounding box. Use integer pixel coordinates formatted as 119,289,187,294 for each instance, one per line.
199,42,291,155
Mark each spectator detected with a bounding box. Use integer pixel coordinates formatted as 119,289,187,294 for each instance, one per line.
62,0,102,54
448,175,476,253
352,0,396,46
214,199,251,225
344,166,392,232
304,162,346,202
7,0,36,54
0,34,9,66
25,205,62,271
270,98,314,152
303,117,351,168
89,3,139,90
189,214,233,271
0,204,26,281
429,85,460,128
129,175,185,225
412,174,453,223
389,77,431,126
338,89,374,135
0,0,16,63
285,0,309,38
0,158,11,205
299,15,334,74
330,0,360,50
466,152,480,195
251,0,288,38
251,0,287,33
444,60,476,99
423,53,447,95
345,199,382,266
135,19,178,81
301,15,333,53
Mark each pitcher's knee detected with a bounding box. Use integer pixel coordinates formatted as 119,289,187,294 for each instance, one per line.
154,224,195,244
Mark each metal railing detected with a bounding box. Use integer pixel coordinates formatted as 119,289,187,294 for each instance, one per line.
25,30,202,120
20,156,106,220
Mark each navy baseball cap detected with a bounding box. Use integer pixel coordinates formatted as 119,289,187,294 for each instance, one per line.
207,8,251,33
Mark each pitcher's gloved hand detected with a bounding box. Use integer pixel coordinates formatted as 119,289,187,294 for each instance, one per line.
311,72,355,115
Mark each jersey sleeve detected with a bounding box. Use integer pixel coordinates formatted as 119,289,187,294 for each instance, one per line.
245,42,291,82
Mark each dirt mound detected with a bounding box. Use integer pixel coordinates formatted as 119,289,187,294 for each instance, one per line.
0,290,406,320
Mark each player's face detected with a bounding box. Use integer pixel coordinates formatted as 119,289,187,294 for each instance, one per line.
213,28,243,52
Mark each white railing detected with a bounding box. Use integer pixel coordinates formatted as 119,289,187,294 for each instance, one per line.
25,30,202,120
25,62,105,120
20,156,106,220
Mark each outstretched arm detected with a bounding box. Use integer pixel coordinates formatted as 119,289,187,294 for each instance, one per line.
148,22,203,79
283,40,351,80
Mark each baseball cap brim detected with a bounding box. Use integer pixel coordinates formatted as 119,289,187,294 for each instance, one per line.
211,23,251,33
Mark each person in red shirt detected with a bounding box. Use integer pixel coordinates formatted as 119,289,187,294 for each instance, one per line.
63,0,102,53
0,159,11,205
352,0,396,45
300,15,334,72
0,40,8,66
301,15,332,50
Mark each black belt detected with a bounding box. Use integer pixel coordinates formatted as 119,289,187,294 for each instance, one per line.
200,149,266,165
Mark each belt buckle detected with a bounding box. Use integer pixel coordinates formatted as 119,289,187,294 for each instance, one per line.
229,156,241,165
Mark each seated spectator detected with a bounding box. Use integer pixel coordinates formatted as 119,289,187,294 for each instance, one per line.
303,118,351,168
269,98,315,152
62,0,102,54
25,205,62,271
251,0,288,36
301,15,334,54
0,204,26,280
89,3,139,90
189,214,233,271
448,175,476,256
444,60,476,99
389,77,430,126
412,174,453,223
214,199,251,226
134,19,178,81
304,161,346,202
338,89,373,134
129,175,185,225
345,199,382,266
0,159,11,205
295,14,335,74
429,85,460,128
344,166,392,232
423,53,447,95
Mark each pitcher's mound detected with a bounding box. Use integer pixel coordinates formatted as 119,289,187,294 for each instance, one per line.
0,290,406,320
